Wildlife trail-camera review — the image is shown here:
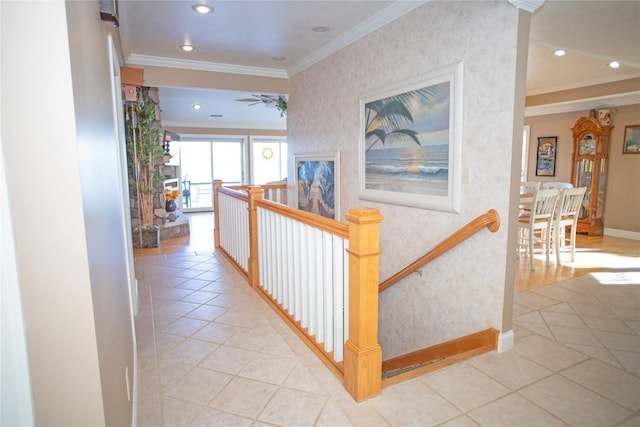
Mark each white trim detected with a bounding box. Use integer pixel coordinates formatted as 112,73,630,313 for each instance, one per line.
177,134,249,142
126,54,288,79
525,91,640,117
604,228,640,241
287,1,427,76
498,330,515,353
507,0,545,13
160,119,286,131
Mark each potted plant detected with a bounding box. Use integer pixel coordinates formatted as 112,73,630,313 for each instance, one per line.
276,95,287,117
125,87,166,247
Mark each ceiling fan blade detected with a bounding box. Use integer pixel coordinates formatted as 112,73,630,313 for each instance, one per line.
236,98,259,102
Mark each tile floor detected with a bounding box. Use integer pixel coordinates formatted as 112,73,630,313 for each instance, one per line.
135,244,640,426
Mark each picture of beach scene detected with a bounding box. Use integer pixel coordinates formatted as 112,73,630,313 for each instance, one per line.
364,81,451,197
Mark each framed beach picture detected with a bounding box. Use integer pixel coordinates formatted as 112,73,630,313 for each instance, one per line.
359,62,462,213
622,124,640,154
294,151,340,220
535,136,557,176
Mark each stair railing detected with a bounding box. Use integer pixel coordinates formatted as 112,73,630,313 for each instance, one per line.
379,209,500,292
214,179,501,400
213,180,383,401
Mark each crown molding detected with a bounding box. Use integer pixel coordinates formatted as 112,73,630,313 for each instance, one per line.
507,0,545,13
525,91,640,117
124,1,433,79
287,1,427,76
526,75,640,97
160,119,286,131
126,54,288,79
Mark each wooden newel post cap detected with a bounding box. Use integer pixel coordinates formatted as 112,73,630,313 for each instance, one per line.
345,207,384,224
247,186,263,195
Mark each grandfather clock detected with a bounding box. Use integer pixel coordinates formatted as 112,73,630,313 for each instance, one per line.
570,115,612,236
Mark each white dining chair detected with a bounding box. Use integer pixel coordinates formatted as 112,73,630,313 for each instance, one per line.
542,182,574,189
553,187,587,265
520,181,541,200
518,187,560,270
519,181,541,214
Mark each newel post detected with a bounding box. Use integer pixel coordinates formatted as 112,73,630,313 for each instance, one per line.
247,186,263,288
213,180,222,249
344,207,384,401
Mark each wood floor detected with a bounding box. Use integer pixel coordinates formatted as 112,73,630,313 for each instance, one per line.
135,212,639,293
515,232,639,292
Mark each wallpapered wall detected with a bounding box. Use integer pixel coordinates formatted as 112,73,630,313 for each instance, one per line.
288,1,524,358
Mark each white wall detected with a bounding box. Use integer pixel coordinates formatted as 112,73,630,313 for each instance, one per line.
289,1,526,358
1,1,134,424
0,69,35,424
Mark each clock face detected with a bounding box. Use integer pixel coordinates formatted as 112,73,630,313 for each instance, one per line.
579,134,596,155
261,147,274,160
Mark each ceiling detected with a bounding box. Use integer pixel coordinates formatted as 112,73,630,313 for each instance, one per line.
117,1,640,131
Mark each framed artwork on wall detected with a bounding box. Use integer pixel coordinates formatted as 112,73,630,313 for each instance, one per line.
597,109,612,126
358,62,463,213
622,124,640,154
536,136,557,176
294,151,340,220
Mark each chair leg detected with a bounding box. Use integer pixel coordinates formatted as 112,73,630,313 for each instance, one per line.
555,223,562,266
545,225,551,266
570,226,577,262
529,228,535,271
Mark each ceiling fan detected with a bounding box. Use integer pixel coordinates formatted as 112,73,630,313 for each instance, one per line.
235,94,281,108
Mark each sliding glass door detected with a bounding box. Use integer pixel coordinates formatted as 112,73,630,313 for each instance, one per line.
180,138,245,212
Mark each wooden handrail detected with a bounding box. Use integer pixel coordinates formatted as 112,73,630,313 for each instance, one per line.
255,198,349,239
378,209,500,292
218,185,249,200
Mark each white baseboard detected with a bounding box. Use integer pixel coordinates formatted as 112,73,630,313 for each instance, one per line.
498,330,515,353
604,228,640,241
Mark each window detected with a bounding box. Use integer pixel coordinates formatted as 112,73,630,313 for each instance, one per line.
521,125,530,182
250,137,287,184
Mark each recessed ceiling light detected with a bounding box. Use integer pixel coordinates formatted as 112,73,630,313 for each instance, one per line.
311,26,330,33
180,44,195,52
271,56,286,62
191,4,213,14
192,104,201,110
608,60,620,69
554,49,566,57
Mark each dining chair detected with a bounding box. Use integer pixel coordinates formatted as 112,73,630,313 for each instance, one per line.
520,181,541,199
553,186,587,265
519,181,541,215
542,182,574,189
518,187,560,270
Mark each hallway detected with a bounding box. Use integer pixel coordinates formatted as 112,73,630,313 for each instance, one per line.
135,213,640,426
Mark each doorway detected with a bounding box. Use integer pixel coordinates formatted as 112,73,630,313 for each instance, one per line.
179,138,246,212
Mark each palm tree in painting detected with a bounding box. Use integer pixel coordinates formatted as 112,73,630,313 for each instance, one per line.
365,87,437,152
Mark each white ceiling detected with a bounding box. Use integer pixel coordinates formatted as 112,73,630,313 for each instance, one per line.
117,0,640,130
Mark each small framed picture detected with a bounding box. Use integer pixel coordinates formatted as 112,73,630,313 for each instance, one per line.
597,109,612,126
535,136,557,176
622,124,640,154
294,151,340,220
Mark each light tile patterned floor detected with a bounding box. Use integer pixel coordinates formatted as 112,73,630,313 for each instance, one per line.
135,249,640,426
